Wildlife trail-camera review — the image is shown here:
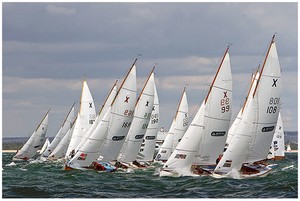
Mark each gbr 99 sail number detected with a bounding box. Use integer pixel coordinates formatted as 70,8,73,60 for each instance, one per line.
266,97,280,114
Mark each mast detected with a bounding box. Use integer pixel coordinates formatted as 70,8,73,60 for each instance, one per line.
61,102,76,127
35,108,50,132
111,58,138,106
204,45,230,104
135,66,155,107
79,77,86,115
241,66,260,114
252,35,276,98
174,86,186,121
98,80,118,115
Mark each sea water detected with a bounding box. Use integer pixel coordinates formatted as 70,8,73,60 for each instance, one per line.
2,152,297,198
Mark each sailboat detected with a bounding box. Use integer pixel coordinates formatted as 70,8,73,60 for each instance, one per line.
13,109,50,161
136,81,160,163
116,67,155,168
65,78,97,158
213,35,282,178
286,141,292,152
48,117,77,161
65,59,137,171
268,112,285,160
41,103,76,159
155,87,188,163
160,45,232,177
72,80,118,155
97,59,137,163
64,81,118,170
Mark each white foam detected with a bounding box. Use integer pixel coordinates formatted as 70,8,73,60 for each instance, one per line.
5,162,16,167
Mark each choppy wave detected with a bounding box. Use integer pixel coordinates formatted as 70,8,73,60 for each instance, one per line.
2,152,298,198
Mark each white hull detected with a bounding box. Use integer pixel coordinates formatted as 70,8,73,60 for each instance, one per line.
212,165,272,179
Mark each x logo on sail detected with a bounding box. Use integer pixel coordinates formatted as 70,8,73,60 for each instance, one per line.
145,101,150,107
223,91,228,98
89,103,93,108
124,96,130,103
272,79,278,87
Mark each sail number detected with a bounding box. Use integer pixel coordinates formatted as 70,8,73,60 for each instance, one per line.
266,97,280,114
183,118,188,127
151,113,159,124
124,110,134,116
220,97,230,113
122,122,131,128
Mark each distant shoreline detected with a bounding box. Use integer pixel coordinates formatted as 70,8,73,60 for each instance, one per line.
2,150,17,153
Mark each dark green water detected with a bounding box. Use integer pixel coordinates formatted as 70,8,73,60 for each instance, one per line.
2,152,298,198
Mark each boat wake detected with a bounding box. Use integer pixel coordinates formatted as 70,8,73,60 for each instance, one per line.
282,165,294,171
5,162,17,167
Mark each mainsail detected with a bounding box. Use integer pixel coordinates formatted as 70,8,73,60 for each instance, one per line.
65,78,97,157
13,109,50,161
268,112,285,160
155,87,188,162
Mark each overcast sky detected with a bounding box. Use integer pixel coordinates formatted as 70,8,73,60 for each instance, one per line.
3,2,298,138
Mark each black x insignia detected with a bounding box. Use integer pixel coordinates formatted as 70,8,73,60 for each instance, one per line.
272,79,278,87
145,101,150,107
223,91,228,98
89,103,93,108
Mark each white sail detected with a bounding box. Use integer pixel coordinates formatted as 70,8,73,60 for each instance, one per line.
286,141,292,152
48,118,77,160
173,89,189,151
98,60,137,162
137,82,160,162
155,120,176,162
244,39,282,163
226,71,260,146
214,35,282,176
65,81,118,168
74,81,118,153
42,104,75,158
161,47,232,176
118,69,155,163
268,112,285,159
39,138,50,155
13,109,50,161
155,88,189,162
67,107,111,168
66,79,97,157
